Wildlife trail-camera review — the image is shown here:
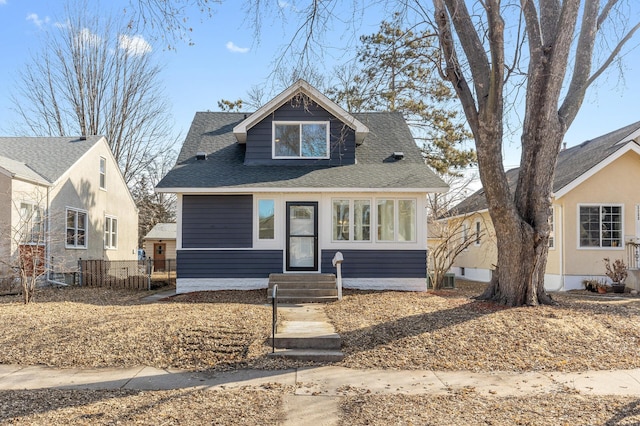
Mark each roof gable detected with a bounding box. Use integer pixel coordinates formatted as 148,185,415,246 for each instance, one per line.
451,120,640,215
233,79,369,144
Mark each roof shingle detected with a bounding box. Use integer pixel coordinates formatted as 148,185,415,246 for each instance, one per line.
0,136,103,184
158,111,447,192
451,121,640,215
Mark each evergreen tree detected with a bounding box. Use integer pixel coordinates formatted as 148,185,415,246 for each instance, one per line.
327,16,476,175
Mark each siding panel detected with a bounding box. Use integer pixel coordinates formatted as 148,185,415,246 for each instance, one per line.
321,249,427,278
177,250,283,278
245,100,356,166
182,195,253,248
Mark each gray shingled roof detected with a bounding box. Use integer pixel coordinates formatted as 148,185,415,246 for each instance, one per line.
0,136,103,184
0,155,50,185
451,121,640,215
157,111,448,191
143,223,177,240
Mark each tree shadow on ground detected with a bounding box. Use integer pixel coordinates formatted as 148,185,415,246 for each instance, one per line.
605,398,640,425
335,301,497,355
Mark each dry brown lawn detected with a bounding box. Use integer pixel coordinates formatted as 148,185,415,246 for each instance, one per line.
2,282,640,425
0,386,290,425
1,281,640,372
326,281,640,372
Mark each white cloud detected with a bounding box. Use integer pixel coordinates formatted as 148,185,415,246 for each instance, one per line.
26,13,50,28
0,0,8,6
119,34,152,56
75,28,101,48
226,41,249,54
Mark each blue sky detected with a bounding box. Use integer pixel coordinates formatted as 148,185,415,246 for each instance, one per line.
1,0,639,169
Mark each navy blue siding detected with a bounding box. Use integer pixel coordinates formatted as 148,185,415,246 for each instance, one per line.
182,195,252,248
321,250,427,278
245,100,356,166
178,250,283,278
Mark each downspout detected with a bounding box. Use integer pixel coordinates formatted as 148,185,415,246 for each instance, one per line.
559,204,565,291
45,185,51,284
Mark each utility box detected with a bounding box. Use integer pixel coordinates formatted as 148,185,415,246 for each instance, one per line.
427,273,456,289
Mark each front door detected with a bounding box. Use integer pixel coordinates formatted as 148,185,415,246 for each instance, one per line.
286,202,318,271
154,243,166,271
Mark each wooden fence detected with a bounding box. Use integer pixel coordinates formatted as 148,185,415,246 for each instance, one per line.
78,259,176,290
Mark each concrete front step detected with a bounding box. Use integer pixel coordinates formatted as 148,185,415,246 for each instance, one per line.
269,273,336,283
271,334,342,350
269,288,338,298
268,281,338,290
270,296,339,304
267,273,339,303
267,349,344,362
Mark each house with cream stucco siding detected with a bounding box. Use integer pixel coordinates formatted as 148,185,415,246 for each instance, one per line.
0,136,138,285
447,121,640,291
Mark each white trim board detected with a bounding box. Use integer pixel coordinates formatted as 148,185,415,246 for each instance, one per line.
554,142,640,199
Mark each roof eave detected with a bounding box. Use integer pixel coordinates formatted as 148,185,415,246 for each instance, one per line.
156,186,448,194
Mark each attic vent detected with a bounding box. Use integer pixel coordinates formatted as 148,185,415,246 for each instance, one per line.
196,151,207,160
393,151,404,160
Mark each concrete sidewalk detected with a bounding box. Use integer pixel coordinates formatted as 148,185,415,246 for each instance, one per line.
1,364,640,397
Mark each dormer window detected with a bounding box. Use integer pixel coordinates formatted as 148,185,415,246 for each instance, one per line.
273,121,329,159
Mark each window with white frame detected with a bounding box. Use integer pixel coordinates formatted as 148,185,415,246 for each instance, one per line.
19,202,44,244
475,220,481,245
377,199,416,242
99,157,106,190
273,122,329,159
258,199,275,240
104,216,118,249
66,208,87,248
579,205,622,248
332,199,371,242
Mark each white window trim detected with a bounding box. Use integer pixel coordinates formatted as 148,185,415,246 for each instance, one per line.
19,201,45,245
99,156,107,191
331,198,372,243
104,215,118,250
272,121,330,159
577,203,624,250
462,221,469,251
66,207,88,249
254,196,280,249
375,198,417,243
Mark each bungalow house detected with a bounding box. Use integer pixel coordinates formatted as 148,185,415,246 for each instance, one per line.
0,136,138,285
446,121,640,291
156,79,448,294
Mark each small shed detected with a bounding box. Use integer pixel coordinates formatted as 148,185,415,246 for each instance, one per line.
143,223,177,271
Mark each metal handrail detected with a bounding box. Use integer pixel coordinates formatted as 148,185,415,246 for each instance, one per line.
271,284,278,353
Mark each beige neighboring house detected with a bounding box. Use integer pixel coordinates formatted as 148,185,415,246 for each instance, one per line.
0,136,138,284
444,121,640,291
142,223,176,271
